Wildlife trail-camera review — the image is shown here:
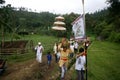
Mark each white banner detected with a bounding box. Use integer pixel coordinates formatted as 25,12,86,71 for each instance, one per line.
72,15,85,39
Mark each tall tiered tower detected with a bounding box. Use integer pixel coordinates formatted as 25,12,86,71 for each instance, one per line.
52,16,66,30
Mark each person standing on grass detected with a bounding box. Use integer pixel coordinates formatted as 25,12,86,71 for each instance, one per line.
47,52,52,68
35,42,44,63
75,47,86,80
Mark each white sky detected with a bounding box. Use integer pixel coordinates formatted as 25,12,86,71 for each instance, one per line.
5,0,109,14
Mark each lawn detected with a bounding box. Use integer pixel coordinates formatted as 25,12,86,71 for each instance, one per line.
22,34,59,53
0,34,58,63
88,41,120,80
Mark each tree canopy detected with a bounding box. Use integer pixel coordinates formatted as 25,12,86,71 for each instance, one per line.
0,0,120,43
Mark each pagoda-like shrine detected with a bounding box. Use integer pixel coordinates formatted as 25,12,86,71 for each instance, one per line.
52,16,66,30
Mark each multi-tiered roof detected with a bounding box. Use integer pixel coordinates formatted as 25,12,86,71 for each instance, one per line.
52,16,66,30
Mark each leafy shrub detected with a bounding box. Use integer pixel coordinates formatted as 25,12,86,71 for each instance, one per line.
94,21,107,36
100,29,110,39
108,32,120,43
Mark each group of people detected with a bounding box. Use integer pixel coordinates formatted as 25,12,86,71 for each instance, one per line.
34,38,90,80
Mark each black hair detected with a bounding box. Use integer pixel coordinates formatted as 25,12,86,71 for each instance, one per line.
48,52,50,54
79,47,84,53
71,43,74,45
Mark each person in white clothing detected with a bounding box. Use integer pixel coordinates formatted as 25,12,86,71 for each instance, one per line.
74,41,79,53
56,51,60,62
35,42,44,63
70,43,74,58
75,47,86,80
53,42,58,62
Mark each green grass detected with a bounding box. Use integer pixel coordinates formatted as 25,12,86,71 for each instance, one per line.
1,34,120,80
0,34,58,63
88,41,120,80
22,34,58,53
0,52,35,63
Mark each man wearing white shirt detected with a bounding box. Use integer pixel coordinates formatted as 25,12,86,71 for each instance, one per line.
35,42,44,63
75,48,86,80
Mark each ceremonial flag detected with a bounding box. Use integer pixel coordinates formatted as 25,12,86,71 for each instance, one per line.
72,15,85,39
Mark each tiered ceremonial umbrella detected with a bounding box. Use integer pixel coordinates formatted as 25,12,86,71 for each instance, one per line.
52,16,69,47
52,16,66,30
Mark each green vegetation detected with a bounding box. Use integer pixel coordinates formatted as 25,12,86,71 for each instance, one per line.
1,0,120,43
67,40,120,80
0,0,120,79
0,35,58,63
0,34,120,80
86,0,120,42
88,41,120,80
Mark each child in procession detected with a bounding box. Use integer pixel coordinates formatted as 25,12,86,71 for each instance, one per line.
47,51,52,68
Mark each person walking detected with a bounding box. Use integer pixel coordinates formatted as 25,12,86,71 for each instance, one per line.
56,51,60,62
35,42,44,63
47,52,52,68
74,41,79,53
58,45,72,80
75,47,86,80
70,42,75,58
53,42,58,62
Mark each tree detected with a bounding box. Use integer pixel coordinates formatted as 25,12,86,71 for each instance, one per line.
0,0,5,47
107,0,120,31
63,13,79,38
106,0,120,42
0,0,5,4
107,0,120,16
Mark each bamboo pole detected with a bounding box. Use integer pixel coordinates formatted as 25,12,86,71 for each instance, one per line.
82,0,87,80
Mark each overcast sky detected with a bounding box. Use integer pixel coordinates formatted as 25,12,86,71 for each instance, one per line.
5,0,109,14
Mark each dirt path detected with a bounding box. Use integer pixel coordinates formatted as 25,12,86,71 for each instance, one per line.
0,54,76,80
0,55,60,80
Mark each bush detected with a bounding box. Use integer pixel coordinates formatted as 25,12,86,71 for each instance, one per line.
94,21,107,36
100,29,110,39
108,32,120,43
114,33,120,43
